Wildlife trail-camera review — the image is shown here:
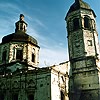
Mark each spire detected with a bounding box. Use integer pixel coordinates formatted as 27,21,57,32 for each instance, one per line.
15,14,27,33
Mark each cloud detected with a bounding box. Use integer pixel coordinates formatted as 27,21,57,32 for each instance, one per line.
39,47,68,67
27,26,47,44
0,2,21,15
34,18,47,29
26,15,48,31
0,2,26,38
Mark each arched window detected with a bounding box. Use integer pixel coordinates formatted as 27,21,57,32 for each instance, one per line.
73,18,80,30
84,17,90,28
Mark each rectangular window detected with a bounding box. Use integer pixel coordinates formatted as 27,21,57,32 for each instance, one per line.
16,49,23,61
32,53,35,62
61,91,65,100
88,40,92,46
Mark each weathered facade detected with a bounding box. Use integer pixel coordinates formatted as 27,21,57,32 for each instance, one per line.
0,0,100,100
0,14,69,100
65,0,100,100
0,63,69,100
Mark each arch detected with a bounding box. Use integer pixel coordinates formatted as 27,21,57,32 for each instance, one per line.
84,16,90,29
73,18,80,30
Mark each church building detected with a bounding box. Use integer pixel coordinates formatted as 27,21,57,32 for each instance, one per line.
0,0,100,100
0,14,69,100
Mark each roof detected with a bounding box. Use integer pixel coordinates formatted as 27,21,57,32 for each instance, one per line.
2,31,38,46
66,0,96,17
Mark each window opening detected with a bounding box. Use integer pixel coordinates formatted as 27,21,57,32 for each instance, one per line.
32,48,35,62
84,17,90,28
16,49,23,61
88,40,92,46
61,91,65,100
73,18,80,30
32,53,35,62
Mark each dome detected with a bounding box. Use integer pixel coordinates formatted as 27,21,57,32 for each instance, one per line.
2,31,38,45
2,14,38,46
67,0,96,17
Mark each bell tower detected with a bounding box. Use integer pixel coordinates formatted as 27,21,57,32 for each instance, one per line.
65,0,100,100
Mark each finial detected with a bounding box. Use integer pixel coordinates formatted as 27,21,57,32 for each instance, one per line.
15,14,27,33
20,14,24,21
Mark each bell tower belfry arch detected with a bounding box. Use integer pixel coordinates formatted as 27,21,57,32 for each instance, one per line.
65,0,100,100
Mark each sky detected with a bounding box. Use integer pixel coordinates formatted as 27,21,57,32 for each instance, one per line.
0,0,100,67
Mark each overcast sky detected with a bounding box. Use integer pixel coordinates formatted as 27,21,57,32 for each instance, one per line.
0,0,100,67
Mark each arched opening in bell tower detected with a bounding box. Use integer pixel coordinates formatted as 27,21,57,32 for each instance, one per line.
73,18,80,31
84,16,90,29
